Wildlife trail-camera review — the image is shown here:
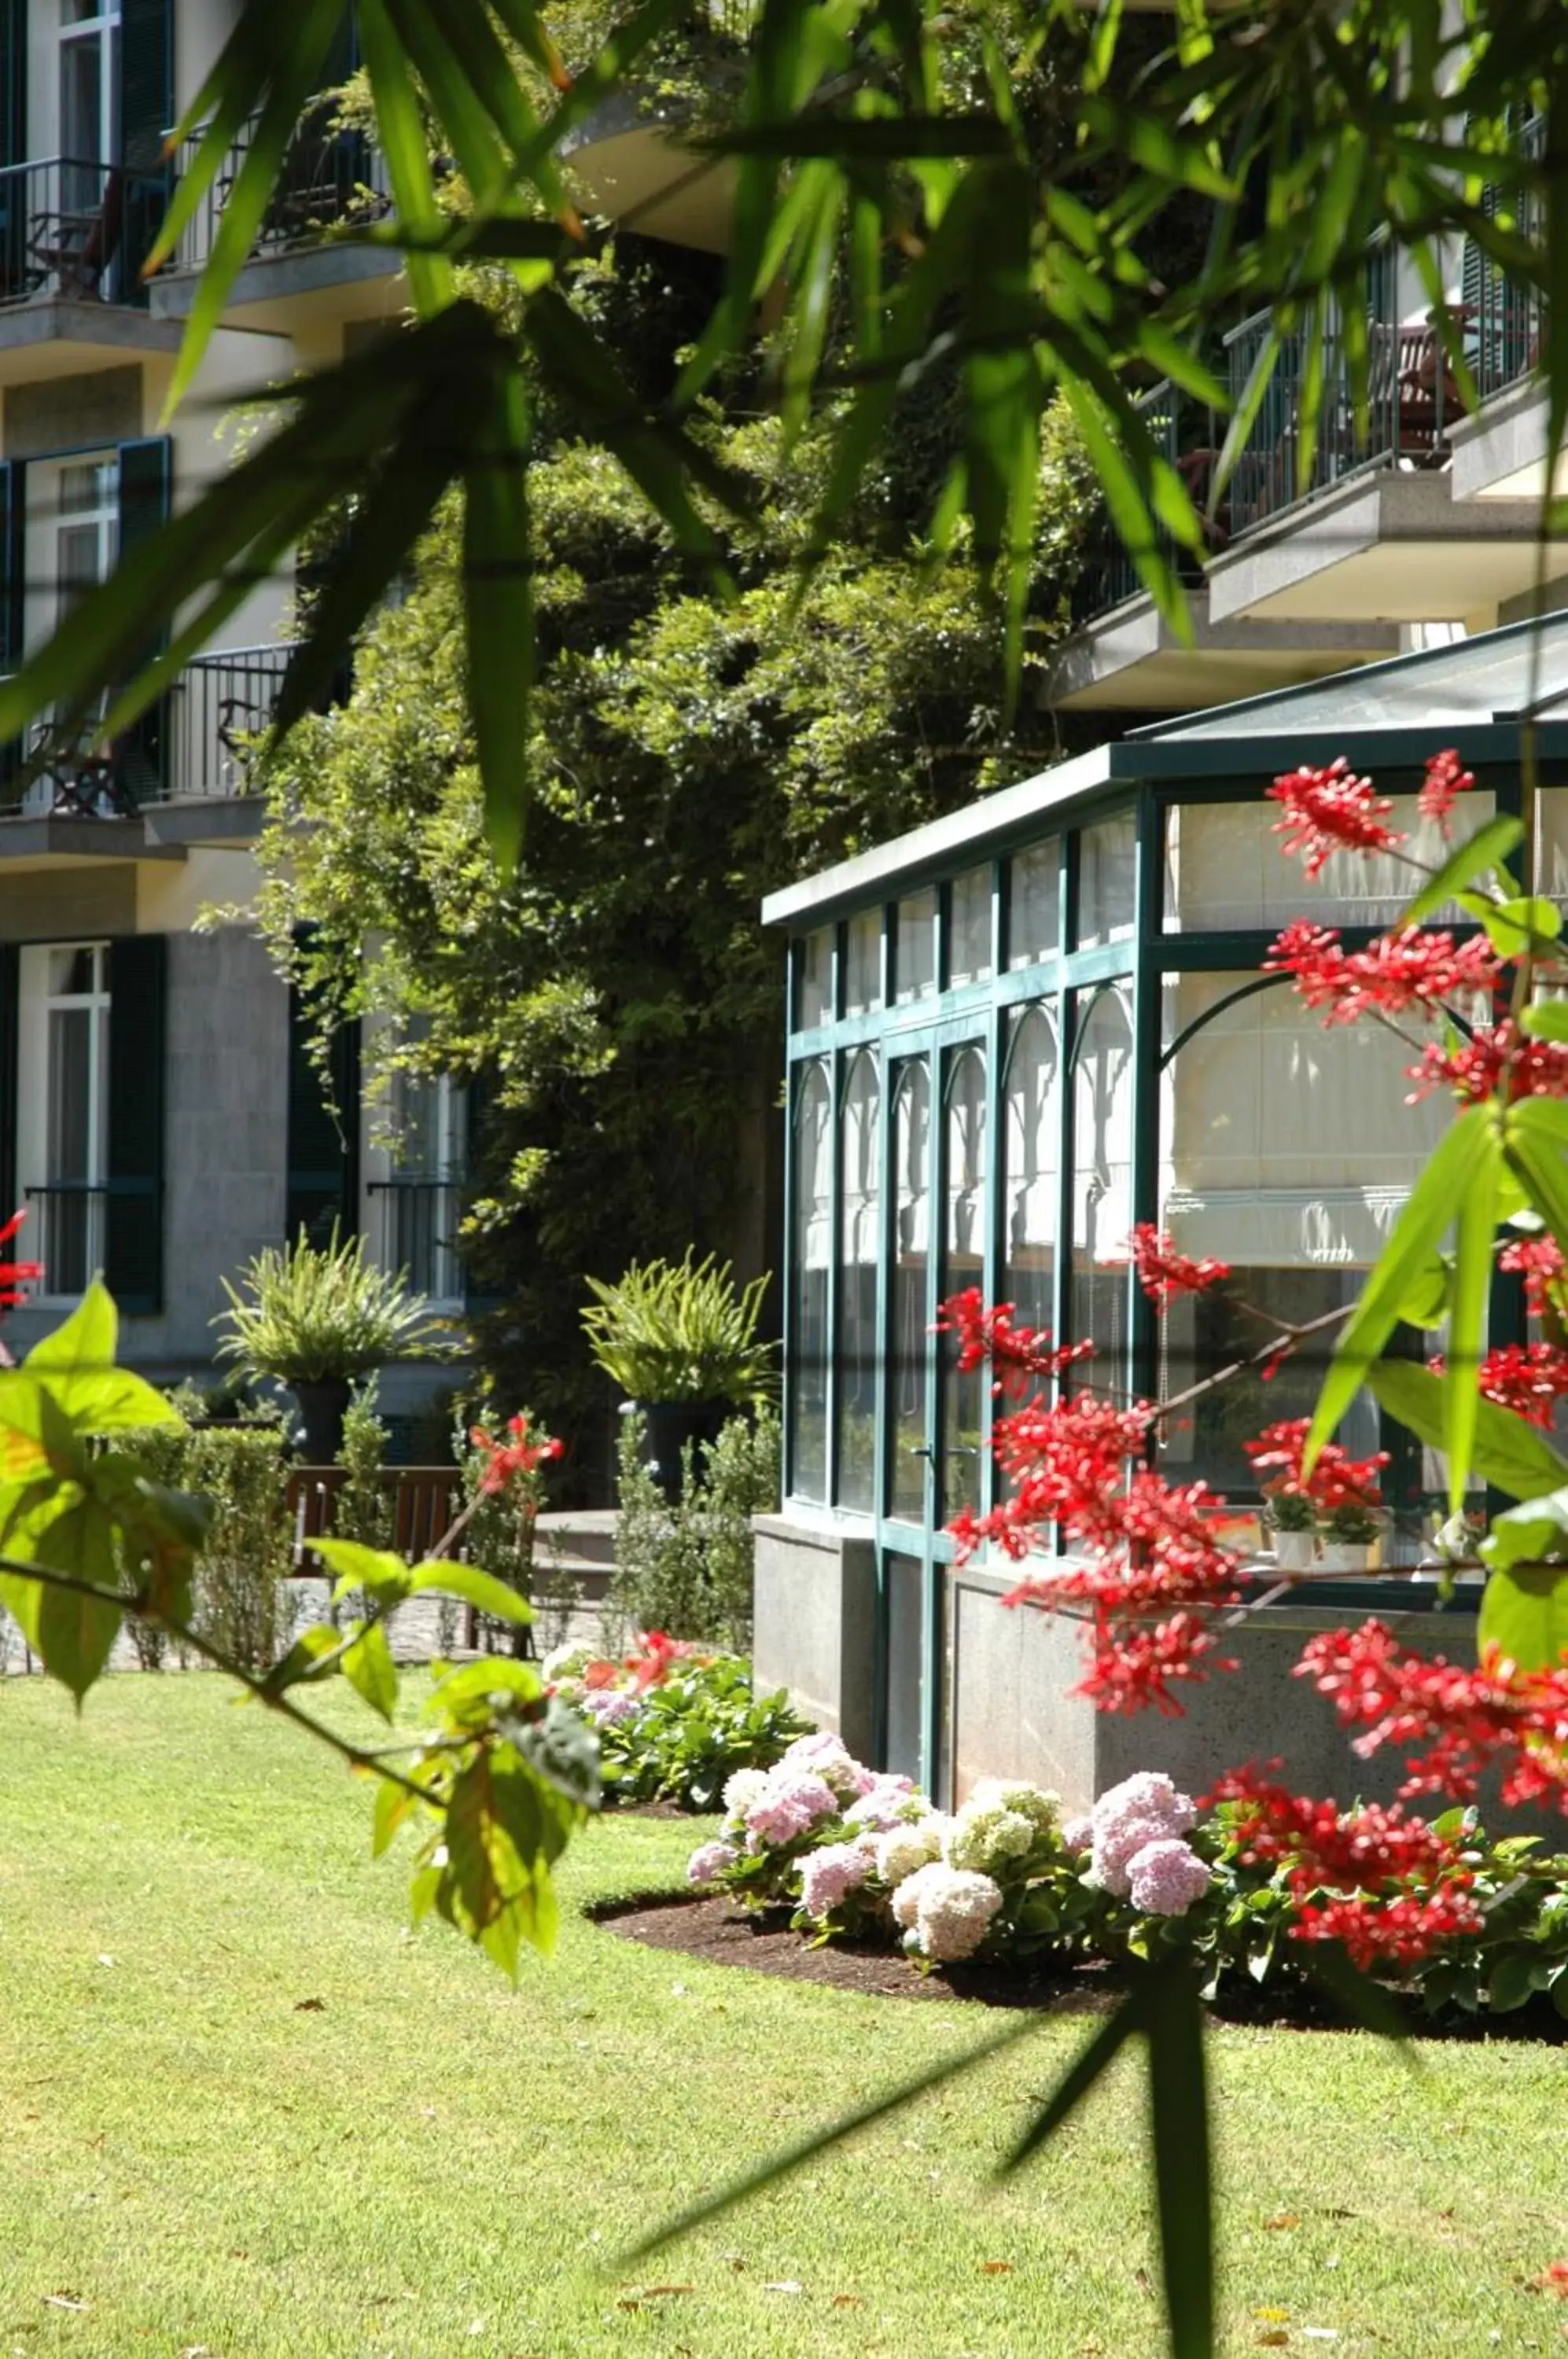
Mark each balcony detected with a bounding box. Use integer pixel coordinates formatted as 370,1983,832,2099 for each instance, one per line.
0,642,296,860
0,156,183,380
367,1174,466,1308
150,103,402,338
1449,115,1556,506
1047,380,1399,711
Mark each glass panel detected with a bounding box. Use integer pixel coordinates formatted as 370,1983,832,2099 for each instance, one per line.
45,1005,95,1296
1002,1003,1058,1345
947,868,993,987
1007,841,1060,969
889,1058,931,1518
836,1051,879,1514
796,928,834,1031
1540,790,1568,906
49,945,95,996
1155,970,1456,1533
1069,984,1134,1391
789,1061,832,1501
893,891,936,1004
940,1045,987,1517
843,910,882,1017
1165,792,1497,933
60,32,104,164
1077,813,1136,948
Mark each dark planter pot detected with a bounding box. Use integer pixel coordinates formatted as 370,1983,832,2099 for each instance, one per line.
289,1377,353,1463
620,1398,730,1503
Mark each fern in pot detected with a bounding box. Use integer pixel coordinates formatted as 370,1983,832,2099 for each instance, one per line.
214,1224,455,1461
582,1251,777,1502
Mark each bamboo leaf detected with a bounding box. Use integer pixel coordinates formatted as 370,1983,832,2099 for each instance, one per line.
1448,1125,1500,1512
1145,1960,1213,2359
463,368,535,867
1400,815,1524,924
1506,1098,1568,1250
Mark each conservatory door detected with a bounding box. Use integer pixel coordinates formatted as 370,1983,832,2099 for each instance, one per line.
878,1029,989,1801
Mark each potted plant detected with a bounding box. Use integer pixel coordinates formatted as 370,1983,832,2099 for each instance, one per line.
1264,1483,1318,1572
582,1250,778,1502
214,1224,455,1462
1316,1496,1383,1575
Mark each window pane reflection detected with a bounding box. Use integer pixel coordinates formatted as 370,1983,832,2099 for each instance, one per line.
790,1062,831,1500
837,1051,879,1511
1069,985,1134,1391
844,911,882,1016
948,869,992,986
894,892,936,1004
797,929,833,1029
889,1059,931,1518
1003,1003,1058,1345
1007,842,1059,968
941,1046,986,1517
1077,814,1136,947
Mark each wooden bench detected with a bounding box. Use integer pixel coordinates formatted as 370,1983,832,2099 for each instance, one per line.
285,1464,466,1573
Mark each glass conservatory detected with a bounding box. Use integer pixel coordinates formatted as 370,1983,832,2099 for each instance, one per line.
756,614,1568,1809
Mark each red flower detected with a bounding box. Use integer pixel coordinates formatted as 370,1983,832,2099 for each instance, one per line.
1297,1618,1568,1812
1267,757,1405,878
469,1411,564,1496
1474,1342,1568,1427
1407,1021,1568,1104
627,1628,685,1690
1205,1765,1482,1969
1243,1419,1387,1511
0,1207,43,1311
1124,1224,1231,1305
935,1287,1093,1401
1265,919,1500,1028
1417,747,1476,830
1500,1231,1568,1316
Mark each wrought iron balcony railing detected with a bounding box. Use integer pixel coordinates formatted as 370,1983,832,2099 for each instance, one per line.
1070,381,1225,626
366,1176,466,1307
166,103,391,276
0,156,167,309
23,1183,107,1300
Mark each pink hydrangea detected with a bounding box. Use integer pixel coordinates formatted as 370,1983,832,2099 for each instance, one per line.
844,1775,922,1834
798,1841,873,1919
686,1840,738,1886
583,1689,641,1728
744,1771,841,1849
779,1732,878,1801
891,1863,1005,1963
1061,1814,1094,1853
1125,1838,1212,1916
1088,1772,1197,1897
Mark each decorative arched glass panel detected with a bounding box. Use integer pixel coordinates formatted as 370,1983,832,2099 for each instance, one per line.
941,1044,988,1516
1002,1003,1058,1348
889,1058,931,1518
789,1059,832,1500
1069,984,1135,1390
837,1051,880,1512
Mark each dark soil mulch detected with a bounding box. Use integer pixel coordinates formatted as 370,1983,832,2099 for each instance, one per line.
594,1890,1568,2040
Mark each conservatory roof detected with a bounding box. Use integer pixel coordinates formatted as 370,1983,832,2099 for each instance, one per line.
761,611,1568,928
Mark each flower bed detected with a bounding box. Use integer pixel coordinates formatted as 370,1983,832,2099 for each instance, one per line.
688,1739,1568,2019
545,1636,811,1811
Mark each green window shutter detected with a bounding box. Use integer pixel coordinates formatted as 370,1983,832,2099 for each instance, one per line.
116,439,171,803
286,986,361,1246
105,935,166,1314
120,0,172,171
0,0,24,300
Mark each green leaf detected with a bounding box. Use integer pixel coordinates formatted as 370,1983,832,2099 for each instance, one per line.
1506,1099,1568,1249
1145,1959,1213,2359
1394,1253,1451,1329
262,1622,344,1695
1488,1952,1537,2013
511,1695,603,1810
1400,815,1524,924
24,1283,116,1371
341,1620,400,1723
1459,891,1562,958
1367,1360,1568,1501
1522,1000,1568,1042
406,1560,533,1627
0,1481,123,1701
1478,1560,1568,1671
372,1776,418,1859
1448,1128,1500,1511
317,1536,415,1610
1480,1487,1568,1573
462,367,534,868
1306,1107,1500,1477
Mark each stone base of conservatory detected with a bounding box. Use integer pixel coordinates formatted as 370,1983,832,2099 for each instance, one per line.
753,1513,1485,1816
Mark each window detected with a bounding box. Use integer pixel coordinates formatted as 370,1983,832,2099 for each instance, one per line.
59,0,122,202
57,458,119,625
1069,984,1134,1391
1164,793,1496,933
1007,841,1059,969
843,910,882,1018
893,891,936,1004
796,927,834,1030
940,1045,987,1516
1002,1003,1058,1345
947,869,993,987
1076,814,1136,948
790,1061,831,1501
889,1058,931,1517
367,1065,467,1308
19,942,109,1300
837,1051,879,1511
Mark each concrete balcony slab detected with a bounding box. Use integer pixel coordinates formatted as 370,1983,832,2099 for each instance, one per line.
1046,584,1398,712
1449,377,1568,506
0,297,182,386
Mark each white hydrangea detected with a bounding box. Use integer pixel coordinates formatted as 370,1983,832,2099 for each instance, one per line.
943,1805,1036,1877
844,1776,927,1834
541,1642,597,1683
966,1778,1060,1835
875,1816,949,1888
891,1863,1005,1963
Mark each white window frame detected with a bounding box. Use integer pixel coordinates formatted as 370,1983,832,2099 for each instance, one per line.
18,940,111,1305
57,0,123,167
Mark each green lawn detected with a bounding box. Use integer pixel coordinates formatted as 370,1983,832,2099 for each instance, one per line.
0,1675,1562,2358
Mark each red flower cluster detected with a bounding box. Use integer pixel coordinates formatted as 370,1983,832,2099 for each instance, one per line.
1474,1341,1568,1427
1499,1231,1568,1317
1267,756,1406,878
1264,920,1500,1028
0,1208,42,1312
1417,747,1476,829
1407,1021,1568,1104
949,1388,1243,1714
1124,1224,1231,1306
1205,1765,1482,1969
581,1629,702,1695
1297,1618,1568,1812
936,1287,1093,1401
1243,1419,1387,1512
469,1411,564,1496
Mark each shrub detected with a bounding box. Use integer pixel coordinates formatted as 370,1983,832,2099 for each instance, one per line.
334,1381,396,1552
214,1222,454,1386
547,1636,809,1809
582,1251,778,1406
606,1407,778,1653
185,1426,296,1673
